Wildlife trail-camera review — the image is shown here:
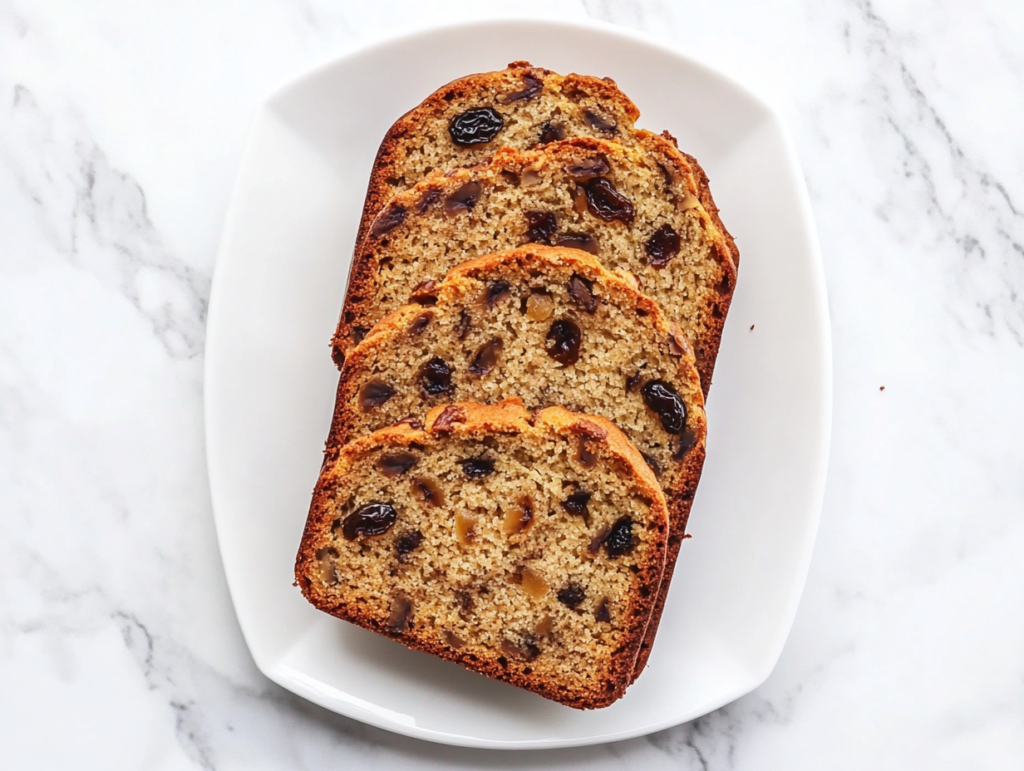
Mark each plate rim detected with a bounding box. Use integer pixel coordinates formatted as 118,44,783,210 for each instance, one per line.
204,15,832,749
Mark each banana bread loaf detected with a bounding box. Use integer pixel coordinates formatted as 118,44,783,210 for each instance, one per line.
295,398,670,709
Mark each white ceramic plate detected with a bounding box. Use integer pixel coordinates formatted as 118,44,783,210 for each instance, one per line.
205,18,831,749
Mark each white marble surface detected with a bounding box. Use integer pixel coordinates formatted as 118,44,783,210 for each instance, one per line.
1,0,1022,767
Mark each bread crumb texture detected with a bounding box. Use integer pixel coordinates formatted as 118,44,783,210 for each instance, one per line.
296,400,669,708
333,245,706,537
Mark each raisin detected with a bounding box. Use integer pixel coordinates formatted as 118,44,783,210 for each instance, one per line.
370,204,406,237
376,452,418,478
410,280,438,306
545,319,582,365
583,178,635,223
564,156,610,180
393,415,424,430
387,594,413,632
501,637,541,661
520,166,542,187
538,121,565,144
640,451,662,478
358,380,395,411
525,292,554,321
468,337,503,376
460,458,495,478
409,313,432,335
444,181,482,216
572,184,589,214
572,419,608,441
557,583,586,608
431,405,467,433
395,529,423,556
448,107,504,145
341,502,398,540
497,73,543,104
583,108,617,134
567,274,599,314
673,427,699,460
554,233,599,255
604,517,635,558
594,598,612,622
483,280,511,308
561,490,591,519
640,380,687,434
411,476,445,507
419,357,453,395
524,210,557,245
645,224,681,268
575,438,598,469
415,188,440,213
456,309,472,340
443,630,465,648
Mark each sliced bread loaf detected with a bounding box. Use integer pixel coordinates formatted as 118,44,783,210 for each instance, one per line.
329,244,706,534
335,134,737,392
295,398,669,709
354,61,643,246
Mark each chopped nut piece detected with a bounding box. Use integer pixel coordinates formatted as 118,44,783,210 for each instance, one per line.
387,595,413,632
533,614,555,638
520,567,549,600
455,512,479,545
501,495,535,535
411,477,445,507
315,547,339,585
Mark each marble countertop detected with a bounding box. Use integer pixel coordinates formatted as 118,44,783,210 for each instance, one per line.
2,1,1022,768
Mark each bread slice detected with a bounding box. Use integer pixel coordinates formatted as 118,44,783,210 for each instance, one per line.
295,398,669,709
330,243,705,535
353,61,643,247
334,134,738,392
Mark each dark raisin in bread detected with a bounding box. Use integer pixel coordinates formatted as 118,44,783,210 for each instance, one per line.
335,134,738,393
295,398,669,709
353,61,643,248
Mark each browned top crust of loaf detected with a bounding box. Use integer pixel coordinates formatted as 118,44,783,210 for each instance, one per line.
296,398,670,709
334,133,738,394
328,244,706,539
353,61,642,248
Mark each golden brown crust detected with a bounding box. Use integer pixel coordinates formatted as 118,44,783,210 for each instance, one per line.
348,62,641,255
334,133,737,395
296,397,669,709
